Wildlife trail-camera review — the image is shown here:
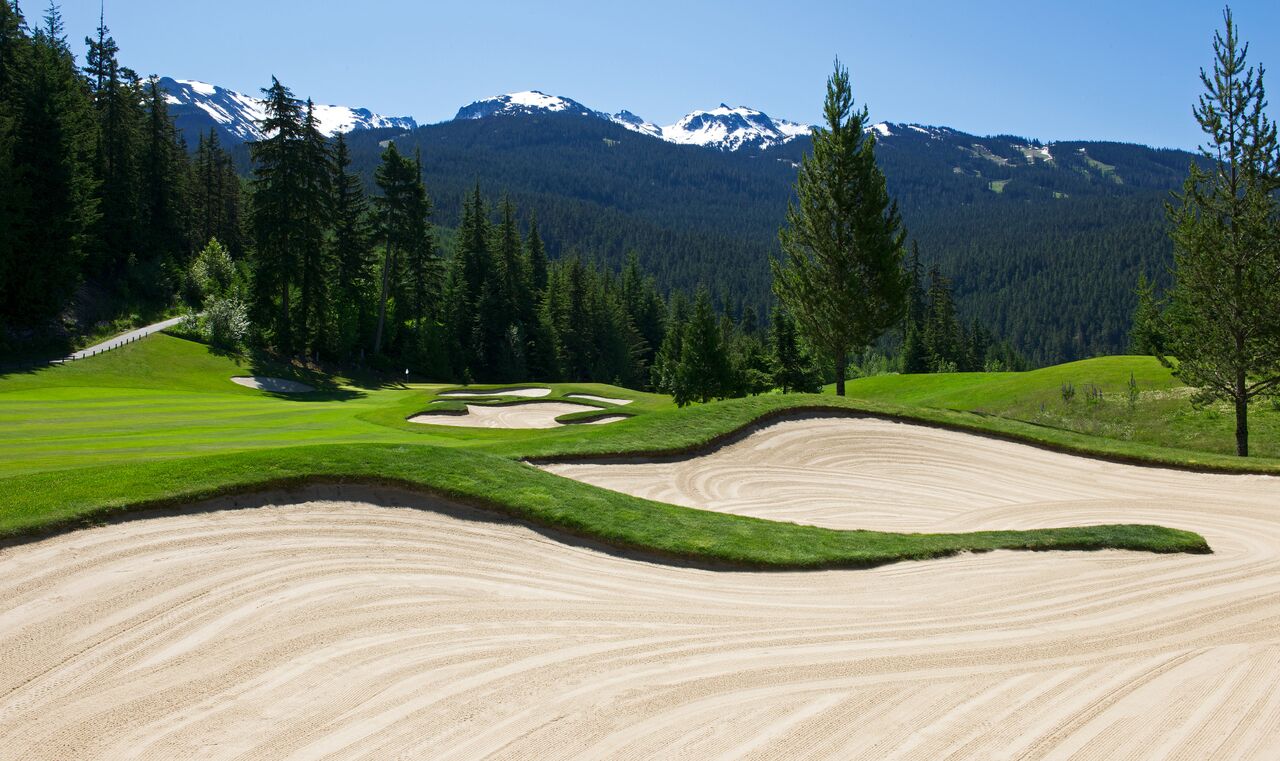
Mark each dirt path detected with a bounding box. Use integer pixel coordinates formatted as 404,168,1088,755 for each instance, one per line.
2,418,1278,759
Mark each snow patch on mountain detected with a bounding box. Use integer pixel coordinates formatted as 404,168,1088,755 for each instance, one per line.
609,110,662,138
660,104,812,151
160,78,417,142
454,90,598,120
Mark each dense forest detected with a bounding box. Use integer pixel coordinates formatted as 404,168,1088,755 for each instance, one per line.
3,0,1157,382
333,114,1196,365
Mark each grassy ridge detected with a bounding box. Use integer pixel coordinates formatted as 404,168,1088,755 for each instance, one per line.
840,356,1280,461
0,334,1235,566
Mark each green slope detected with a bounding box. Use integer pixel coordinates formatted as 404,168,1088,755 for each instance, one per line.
0,334,1231,566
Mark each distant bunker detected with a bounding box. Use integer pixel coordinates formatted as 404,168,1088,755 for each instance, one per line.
409,401,621,429
231,376,315,394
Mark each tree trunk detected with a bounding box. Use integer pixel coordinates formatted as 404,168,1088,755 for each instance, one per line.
835,353,847,397
1235,371,1249,457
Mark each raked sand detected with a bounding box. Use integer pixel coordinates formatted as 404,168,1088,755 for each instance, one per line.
2,418,1280,759
437,386,551,398
409,401,604,428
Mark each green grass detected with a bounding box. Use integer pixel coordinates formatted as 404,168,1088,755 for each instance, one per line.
988,178,1011,193
0,334,1222,567
838,356,1280,463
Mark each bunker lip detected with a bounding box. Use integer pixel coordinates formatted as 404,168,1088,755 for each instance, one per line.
230,376,315,394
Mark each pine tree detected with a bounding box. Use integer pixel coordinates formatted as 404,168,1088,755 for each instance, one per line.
401,149,441,369
0,0,28,330
137,75,189,298
522,212,557,379
296,99,331,355
900,242,930,373
249,76,306,353
83,14,140,281
772,59,907,396
2,4,98,328
372,141,414,355
674,286,730,405
651,291,689,396
771,304,822,393
525,214,548,293
445,185,490,374
1162,9,1280,456
1129,273,1165,355
328,132,373,360
923,265,963,371
620,251,665,375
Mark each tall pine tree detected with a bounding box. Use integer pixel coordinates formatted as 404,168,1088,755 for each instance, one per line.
772,59,907,395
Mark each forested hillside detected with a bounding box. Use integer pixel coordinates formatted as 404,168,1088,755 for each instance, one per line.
341,115,1195,364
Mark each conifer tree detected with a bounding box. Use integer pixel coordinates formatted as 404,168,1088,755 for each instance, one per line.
2,4,98,327
772,59,907,395
296,99,331,354
651,291,689,396
923,265,963,371
0,0,28,326
83,15,141,280
674,286,730,405
372,141,415,355
771,304,822,393
1129,273,1165,356
137,75,190,297
522,215,558,380
329,132,373,359
1162,9,1280,456
249,76,306,353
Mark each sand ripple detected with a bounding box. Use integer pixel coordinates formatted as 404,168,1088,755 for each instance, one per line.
409,402,598,429
3,418,1279,759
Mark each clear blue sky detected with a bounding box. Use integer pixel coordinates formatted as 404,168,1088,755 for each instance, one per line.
48,0,1280,150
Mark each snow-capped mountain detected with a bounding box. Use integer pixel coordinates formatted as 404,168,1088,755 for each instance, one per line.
160,77,417,145
608,110,662,139
453,90,600,121
452,91,814,152
659,104,811,151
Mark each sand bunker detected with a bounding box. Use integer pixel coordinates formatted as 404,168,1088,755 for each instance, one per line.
409,401,598,428
543,415,1273,531
3,423,1280,758
437,386,550,398
565,393,633,405
574,414,628,425
230,376,314,393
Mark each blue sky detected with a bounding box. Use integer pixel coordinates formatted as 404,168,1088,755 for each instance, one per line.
50,0,1280,150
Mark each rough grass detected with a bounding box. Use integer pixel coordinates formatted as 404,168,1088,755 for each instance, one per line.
839,357,1280,462
0,335,1226,566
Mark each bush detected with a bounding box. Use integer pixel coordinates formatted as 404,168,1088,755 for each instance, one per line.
203,297,250,350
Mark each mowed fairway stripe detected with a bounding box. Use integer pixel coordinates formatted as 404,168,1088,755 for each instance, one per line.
0,418,1278,758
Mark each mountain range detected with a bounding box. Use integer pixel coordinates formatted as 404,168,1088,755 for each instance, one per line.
161,77,1200,364
159,77,418,145
160,79,819,152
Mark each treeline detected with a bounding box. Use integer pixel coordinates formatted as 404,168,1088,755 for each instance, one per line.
900,245,1026,373
0,3,243,348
